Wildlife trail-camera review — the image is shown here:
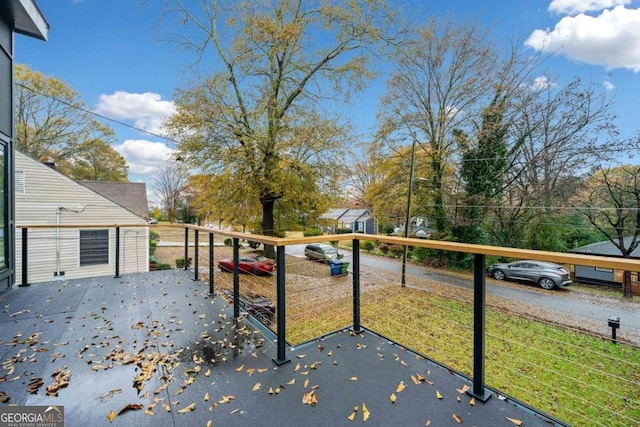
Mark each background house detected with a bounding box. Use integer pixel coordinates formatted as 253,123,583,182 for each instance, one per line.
320,208,378,234
571,238,640,296
79,181,150,220
14,151,149,284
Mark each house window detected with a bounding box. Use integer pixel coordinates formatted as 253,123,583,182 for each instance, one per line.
79,229,109,266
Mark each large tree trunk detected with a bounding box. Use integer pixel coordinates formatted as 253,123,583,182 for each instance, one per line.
623,270,633,298
261,197,276,259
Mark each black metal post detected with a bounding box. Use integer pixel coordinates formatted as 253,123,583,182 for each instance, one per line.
233,238,240,319
352,238,362,333
401,136,418,286
183,227,189,271
193,229,199,281
114,227,121,278
209,232,214,296
273,245,290,365
20,228,29,287
468,253,491,402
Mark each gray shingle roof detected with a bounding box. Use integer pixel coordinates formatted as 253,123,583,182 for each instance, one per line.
570,236,640,258
79,181,149,219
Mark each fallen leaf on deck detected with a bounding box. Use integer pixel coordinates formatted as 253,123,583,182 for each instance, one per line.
396,381,406,393
453,413,463,423
163,403,171,412
177,403,196,413
252,383,261,391
349,376,357,381
286,379,295,385
117,403,144,416
362,403,370,422
506,417,523,426
218,395,234,404
436,390,443,399
302,390,318,405
304,378,309,388
456,384,470,394
469,397,476,406
235,364,244,372
107,410,116,423
204,392,210,401
390,393,397,403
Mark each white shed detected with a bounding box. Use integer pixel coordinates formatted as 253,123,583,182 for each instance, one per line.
14,151,149,284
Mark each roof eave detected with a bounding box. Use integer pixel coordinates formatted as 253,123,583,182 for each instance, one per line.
12,0,49,41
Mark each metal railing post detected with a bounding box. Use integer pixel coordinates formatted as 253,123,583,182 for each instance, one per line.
193,229,199,281
232,238,240,319
273,245,290,365
209,232,214,296
183,227,189,270
20,228,29,287
468,253,491,402
114,227,121,278
352,238,362,333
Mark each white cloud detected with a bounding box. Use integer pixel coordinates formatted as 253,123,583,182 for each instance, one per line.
531,75,557,90
113,139,175,175
526,6,640,72
603,80,616,90
549,0,632,15
94,91,176,135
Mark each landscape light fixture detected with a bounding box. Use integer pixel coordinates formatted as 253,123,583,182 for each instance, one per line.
607,316,620,344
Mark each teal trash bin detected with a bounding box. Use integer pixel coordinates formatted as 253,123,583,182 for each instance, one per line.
340,261,349,275
329,259,341,276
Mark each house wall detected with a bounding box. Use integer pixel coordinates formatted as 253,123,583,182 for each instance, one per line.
575,264,640,296
14,152,148,284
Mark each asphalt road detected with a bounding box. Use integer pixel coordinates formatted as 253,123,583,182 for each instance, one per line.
286,244,640,343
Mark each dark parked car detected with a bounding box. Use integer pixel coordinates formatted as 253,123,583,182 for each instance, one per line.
487,260,571,290
304,243,343,263
218,255,277,275
220,289,275,323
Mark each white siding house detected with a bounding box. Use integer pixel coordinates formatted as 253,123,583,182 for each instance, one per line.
14,151,149,284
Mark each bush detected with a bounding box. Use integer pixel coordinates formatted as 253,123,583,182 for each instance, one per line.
378,244,389,254
360,240,375,251
388,245,405,258
149,239,157,256
175,257,192,268
303,228,323,237
381,223,395,235
336,228,351,234
224,238,232,246
412,246,430,262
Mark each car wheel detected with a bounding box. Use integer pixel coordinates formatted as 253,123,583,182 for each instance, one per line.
492,270,505,280
538,277,555,290
220,265,231,273
251,267,259,275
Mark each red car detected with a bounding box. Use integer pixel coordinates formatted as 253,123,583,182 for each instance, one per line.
218,255,277,276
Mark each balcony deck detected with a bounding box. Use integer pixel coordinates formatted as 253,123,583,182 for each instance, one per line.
0,269,557,426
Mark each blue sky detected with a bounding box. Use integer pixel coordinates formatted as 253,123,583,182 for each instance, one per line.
15,0,640,186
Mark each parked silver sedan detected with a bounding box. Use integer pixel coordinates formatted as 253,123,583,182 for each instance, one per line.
487,260,571,290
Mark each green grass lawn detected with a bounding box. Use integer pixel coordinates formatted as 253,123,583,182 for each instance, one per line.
287,285,640,426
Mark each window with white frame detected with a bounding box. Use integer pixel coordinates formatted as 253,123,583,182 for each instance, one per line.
79,229,109,266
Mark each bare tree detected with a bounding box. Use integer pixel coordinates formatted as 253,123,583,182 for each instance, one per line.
377,18,536,239
151,161,188,223
573,163,640,298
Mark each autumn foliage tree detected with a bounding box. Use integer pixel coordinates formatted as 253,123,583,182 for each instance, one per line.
160,0,399,254
14,64,128,182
